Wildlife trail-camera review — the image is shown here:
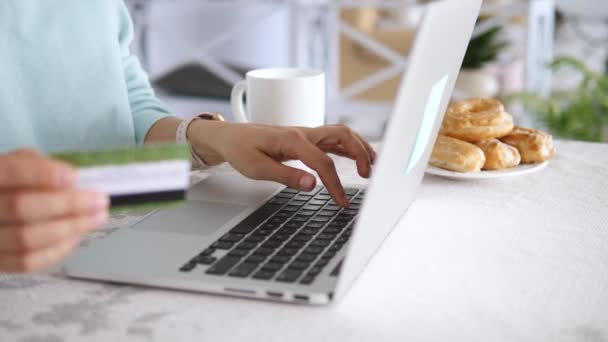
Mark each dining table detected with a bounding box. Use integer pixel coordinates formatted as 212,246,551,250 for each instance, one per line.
1,140,607,342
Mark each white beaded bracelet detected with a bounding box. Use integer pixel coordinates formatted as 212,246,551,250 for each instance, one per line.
176,113,225,169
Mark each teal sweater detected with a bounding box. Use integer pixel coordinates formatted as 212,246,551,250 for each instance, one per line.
0,1,170,154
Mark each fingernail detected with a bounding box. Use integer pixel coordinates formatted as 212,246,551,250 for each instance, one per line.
299,174,315,191
342,197,350,207
90,193,110,211
90,210,109,227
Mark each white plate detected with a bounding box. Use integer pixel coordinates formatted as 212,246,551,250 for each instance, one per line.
426,161,549,180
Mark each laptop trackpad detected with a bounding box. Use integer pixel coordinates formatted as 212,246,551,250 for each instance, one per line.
132,201,248,236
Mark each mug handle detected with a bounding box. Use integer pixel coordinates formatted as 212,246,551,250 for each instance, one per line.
231,80,249,123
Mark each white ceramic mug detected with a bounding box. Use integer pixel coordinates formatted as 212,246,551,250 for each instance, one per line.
230,68,326,127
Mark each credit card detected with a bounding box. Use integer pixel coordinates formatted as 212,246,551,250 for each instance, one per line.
53,144,191,210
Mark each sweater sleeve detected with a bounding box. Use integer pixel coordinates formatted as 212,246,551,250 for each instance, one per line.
117,1,170,145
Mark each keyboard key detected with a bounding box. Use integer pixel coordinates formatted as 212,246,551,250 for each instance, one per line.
298,210,316,217
275,211,293,218
211,241,234,250
227,249,249,258
206,256,240,275
293,233,313,242
276,270,302,283
269,255,291,264
199,247,215,257
287,261,310,271
308,266,323,276
314,194,331,200
284,222,304,229
262,222,282,230
303,205,322,211
309,200,327,206
325,204,341,211
269,233,290,241
261,240,282,249
196,256,217,265
315,259,329,268
336,236,349,244
291,216,309,223
220,233,244,243
245,254,267,264
253,247,275,256
179,261,197,272
245,235,265,243
276,192,295,199
342,209,358,216
236,242,258,250
253,228,273,237
229,262,258,277
253,270,275,280
324,227,342,234
280,227,299,235
306,222,325,229
318,210,336,217
303,246,325,255
280,188,299,194
328,244,342,253
278,248,299,256
310,240,330,248
294,195,313,201
322,250,337,259
300,228,320,235
269,197,289,205
282,206,300,212
269,217,287,224
317,233,337,240
285,240,306,249
300,275,315,285
295,253,317,263
289,200,307,206
261,262,284,272
311,216,330,223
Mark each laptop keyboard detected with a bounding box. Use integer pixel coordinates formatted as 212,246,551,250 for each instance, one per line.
179,186,365,285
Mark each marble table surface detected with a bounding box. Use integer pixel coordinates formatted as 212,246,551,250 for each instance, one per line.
1,140,607,342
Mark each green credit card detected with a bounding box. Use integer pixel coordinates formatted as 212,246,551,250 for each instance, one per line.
53,144,191,210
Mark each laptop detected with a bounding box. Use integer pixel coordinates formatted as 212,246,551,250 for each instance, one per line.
64,0,481,305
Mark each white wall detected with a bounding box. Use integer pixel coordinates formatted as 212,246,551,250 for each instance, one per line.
142,2,291,78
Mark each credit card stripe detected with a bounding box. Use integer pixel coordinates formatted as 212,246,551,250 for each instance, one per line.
110,190,186,207
78,160,190,196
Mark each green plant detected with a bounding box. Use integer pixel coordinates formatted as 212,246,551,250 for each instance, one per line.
462,20,508,69
504,56,608,142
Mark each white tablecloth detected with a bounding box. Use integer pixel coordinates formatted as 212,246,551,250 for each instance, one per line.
1,140,607,342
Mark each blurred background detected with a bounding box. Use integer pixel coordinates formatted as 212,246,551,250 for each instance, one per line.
125,0,608,142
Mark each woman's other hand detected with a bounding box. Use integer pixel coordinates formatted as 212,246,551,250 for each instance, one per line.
189,122,376,207
0,149,109,273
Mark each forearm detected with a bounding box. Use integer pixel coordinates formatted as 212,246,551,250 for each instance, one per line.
144,117,181,144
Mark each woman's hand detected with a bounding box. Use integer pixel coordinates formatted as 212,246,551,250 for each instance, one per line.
0,149,109,273
188,122,376,207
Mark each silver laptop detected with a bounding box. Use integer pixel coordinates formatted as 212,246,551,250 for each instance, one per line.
64,0,481,305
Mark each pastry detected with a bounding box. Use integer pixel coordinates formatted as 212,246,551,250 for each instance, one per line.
430,135,486,173
475,139,521,170
500,126,556,163
440,98,514,142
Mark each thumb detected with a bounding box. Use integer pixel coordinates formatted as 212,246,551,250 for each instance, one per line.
244,156,317,191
